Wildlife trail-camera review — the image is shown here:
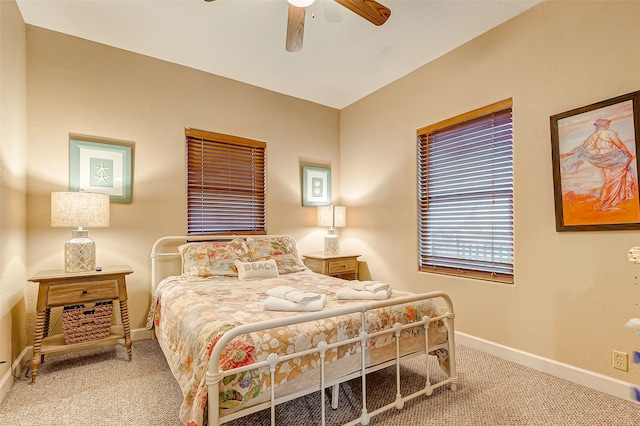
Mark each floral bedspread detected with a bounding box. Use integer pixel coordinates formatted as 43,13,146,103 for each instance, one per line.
147,271,448,426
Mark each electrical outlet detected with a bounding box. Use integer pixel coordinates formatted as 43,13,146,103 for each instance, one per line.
612,350,629,371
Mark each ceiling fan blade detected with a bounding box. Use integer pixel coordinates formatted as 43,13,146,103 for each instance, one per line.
286,4,305,52
333,0,390,26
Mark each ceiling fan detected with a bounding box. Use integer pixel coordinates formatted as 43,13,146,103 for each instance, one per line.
285,0,391,52
204,0,391,52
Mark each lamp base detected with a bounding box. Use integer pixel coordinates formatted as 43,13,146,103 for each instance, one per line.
64,229,96,273
324,230,340,255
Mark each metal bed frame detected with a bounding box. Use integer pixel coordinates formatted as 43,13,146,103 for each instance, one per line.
150,235,458,426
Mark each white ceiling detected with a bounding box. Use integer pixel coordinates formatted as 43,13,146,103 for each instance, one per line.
16,0,542,109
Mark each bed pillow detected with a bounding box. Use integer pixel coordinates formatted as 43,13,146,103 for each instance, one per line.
179,238,250,277
246,236,307,274
235,259,279,280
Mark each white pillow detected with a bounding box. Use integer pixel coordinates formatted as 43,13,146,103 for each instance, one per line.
235,259,280,280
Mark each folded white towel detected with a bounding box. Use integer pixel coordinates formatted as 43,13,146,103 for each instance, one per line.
347,280,391,293
336,287,391,300
263,295,326,312
267,285,322,303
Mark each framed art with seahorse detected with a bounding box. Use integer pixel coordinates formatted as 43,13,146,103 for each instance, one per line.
550,90,640,231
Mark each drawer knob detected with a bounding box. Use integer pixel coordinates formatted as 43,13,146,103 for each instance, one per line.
82,289,88,295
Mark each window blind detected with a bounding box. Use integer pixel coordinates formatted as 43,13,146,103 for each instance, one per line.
186,129,266,235
417,101,514,284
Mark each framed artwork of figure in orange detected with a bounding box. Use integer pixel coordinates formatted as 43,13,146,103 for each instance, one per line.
551,91,640,231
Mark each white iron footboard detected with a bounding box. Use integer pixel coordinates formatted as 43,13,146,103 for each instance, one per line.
207,292,457,426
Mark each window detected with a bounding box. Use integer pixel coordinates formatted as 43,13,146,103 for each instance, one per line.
417,99,514,284
186,128,266,235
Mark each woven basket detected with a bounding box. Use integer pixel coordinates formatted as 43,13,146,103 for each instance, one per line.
62,301,113,344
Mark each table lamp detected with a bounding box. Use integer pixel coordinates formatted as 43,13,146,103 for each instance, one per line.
317,205,346,255
51,191,110,272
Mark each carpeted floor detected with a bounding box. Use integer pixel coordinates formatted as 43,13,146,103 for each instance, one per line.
1,339,639,425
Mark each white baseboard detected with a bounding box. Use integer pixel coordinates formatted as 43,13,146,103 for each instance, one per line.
0,370,10,403
0,327,153,404
0,346,30,404
456,331,639,403
132,328,154,341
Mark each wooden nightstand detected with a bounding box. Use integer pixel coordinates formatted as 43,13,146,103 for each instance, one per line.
303,253,360,280
28,265,133,383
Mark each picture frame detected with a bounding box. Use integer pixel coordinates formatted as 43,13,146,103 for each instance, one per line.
550,90,640,231
302,166,331,206
69,136,134,203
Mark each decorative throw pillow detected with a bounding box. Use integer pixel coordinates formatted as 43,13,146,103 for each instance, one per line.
179,238,250,277
246,236,307,274
235,259,279,280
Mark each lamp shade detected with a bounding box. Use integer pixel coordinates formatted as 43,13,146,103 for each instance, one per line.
333,206,346,228
288,0,315,7
51,192,110,228
317,206,346,228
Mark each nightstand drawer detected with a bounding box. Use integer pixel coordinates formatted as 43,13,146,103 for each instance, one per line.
48,280,119,307
327,259,357,275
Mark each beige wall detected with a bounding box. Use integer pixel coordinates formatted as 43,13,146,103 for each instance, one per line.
340,1,640,381
13,0,640,391
24,27,341,338
0,0,28,391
